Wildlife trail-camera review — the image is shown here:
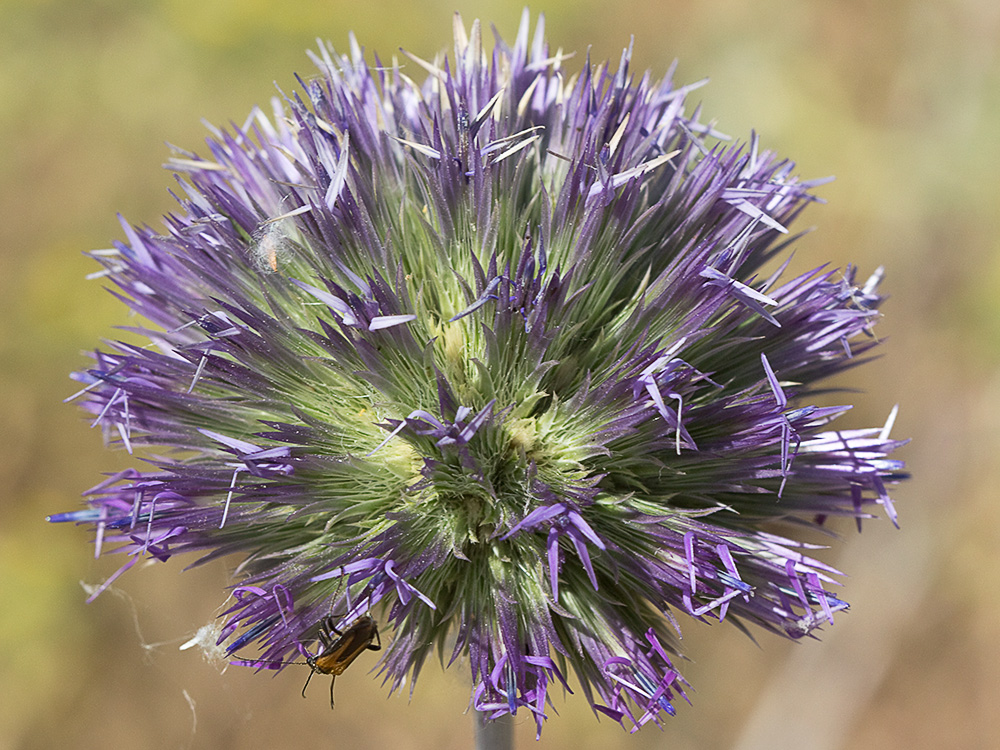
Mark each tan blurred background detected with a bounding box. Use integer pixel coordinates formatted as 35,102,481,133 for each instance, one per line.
2,0,998,748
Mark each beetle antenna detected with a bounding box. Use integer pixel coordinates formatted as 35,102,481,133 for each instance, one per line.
229,658,310,668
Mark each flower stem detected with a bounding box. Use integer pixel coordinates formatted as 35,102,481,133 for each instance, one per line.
475,713,513,750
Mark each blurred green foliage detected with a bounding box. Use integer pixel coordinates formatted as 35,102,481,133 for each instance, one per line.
3,1,999,748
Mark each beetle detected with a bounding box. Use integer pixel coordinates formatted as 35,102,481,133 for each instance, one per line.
301,614,382,708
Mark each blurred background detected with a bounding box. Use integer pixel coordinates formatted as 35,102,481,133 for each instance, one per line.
2,0,998,748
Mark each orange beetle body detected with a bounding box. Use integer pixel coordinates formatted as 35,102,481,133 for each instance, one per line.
302,614,382,707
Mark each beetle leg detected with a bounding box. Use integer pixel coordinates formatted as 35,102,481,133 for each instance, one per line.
301,665,316,700
317,616,342,650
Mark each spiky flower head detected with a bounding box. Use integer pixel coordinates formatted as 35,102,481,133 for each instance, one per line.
52,11,906,735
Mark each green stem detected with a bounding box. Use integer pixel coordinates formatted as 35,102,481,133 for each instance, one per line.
475,712,513,750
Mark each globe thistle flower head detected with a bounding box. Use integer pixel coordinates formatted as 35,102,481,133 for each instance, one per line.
52,11,907,735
